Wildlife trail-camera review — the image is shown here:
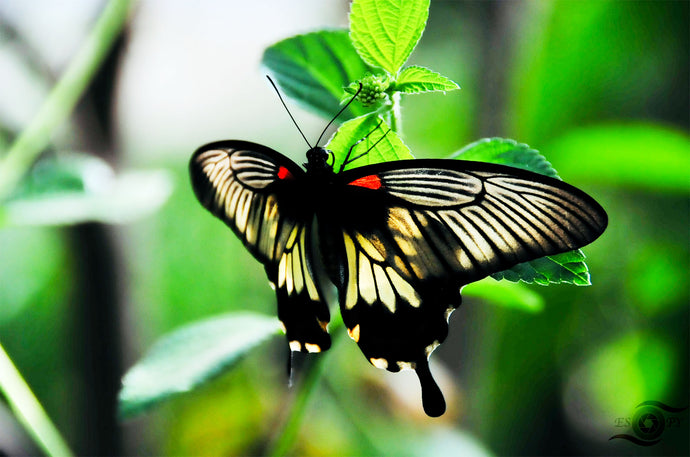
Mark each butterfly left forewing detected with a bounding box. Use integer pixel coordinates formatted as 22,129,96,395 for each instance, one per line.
328,159,607,416
338,159,607,285
190,141,331,353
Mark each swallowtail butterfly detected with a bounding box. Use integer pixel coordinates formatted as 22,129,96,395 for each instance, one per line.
189,82,607,417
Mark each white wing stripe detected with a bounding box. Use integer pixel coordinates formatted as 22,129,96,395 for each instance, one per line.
440,211,492,267
481,194,548,250
481,197,542,253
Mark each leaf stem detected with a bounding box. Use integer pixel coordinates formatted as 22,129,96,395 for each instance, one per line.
0,0,132,201
0,343,75,457
267,318,344,457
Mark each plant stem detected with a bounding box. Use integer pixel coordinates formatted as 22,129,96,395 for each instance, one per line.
0,343,75,457
389,91,403,134
267,318,344,457
0,0,132,201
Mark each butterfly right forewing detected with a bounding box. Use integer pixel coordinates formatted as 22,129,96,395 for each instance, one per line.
190,141,331,353
320,159,607,416
190,141,300,261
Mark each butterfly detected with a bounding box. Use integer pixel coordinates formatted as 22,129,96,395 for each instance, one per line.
189,82,608,417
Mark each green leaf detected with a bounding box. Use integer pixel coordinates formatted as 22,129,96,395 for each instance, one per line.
451,138,592,285
450,137,558,178
463,280,545,313
1,153,172,227
545,123,690,193
118,312,282,419
349,0,430,74
491,250,592,286
262,30,376,120
326,113,414,172
394,65,460,94
10,152,113,198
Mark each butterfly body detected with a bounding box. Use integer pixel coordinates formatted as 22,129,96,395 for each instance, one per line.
304,146,334,175
190,139,607,417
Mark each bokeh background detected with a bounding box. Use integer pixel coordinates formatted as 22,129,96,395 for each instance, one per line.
0,0,688,455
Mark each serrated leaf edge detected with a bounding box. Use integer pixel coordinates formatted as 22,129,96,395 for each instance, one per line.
394,65,460,93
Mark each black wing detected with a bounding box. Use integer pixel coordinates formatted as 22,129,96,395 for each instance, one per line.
328,159,607,416
190,140,331,353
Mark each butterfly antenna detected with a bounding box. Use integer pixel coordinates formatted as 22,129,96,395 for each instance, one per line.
266,75,312,149
314,83,363,146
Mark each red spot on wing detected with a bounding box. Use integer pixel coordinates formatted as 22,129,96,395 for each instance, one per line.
277,166,293,180
348,175,382,190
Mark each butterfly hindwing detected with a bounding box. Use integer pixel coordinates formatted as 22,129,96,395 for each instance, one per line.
334,227,456,417
190,141,331,352
269,221,331,353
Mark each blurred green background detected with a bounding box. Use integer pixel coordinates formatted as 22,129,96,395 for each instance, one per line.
0,0,688,455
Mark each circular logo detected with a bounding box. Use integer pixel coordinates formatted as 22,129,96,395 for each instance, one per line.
632,405,665,441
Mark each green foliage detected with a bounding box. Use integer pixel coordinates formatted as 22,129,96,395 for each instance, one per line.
325,113,413,172
349,0,430,75
262,1,590,287
0,1,138,454
453,138,591,285
580,331,677,415
10,153,101,196
395,66,460,94
508,1,688,144
491,250,591,286
119,0,614,422
451,137,558,178
262,30,376,120
0,228,66,323
262,0,458,125
545,123,690,192
118,312,282,419
0,0,133,202
463,280,545,313
626,244,689,316
0,345,75,457
2,153,172,227
343,73,391,107
3,0,688,455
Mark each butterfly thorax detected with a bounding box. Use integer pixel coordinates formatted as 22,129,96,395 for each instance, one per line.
304,147,335,177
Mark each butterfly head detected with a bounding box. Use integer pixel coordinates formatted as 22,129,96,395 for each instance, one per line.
304,146,334,174
266,75,363,177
